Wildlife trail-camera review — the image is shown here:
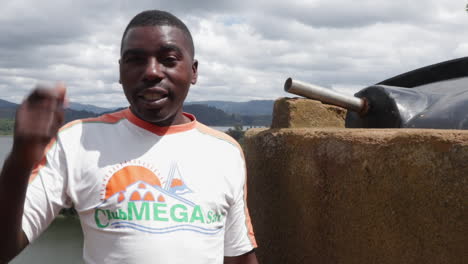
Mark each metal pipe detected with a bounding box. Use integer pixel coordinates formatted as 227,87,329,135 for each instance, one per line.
284,78,367,114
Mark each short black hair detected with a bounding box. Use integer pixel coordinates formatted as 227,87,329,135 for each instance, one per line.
120,10,195,58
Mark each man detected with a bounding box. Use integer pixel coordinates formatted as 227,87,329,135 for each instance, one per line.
0,10,258,264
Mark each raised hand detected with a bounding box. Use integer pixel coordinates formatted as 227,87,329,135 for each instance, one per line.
12,83,67,168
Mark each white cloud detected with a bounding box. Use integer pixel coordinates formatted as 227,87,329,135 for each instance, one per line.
0,0,467,108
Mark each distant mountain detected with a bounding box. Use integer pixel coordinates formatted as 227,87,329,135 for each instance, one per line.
70,99,276,116
184,104,239,126
0,99,98,123
64,109,98,123
0,99,17,120
0,99,17,108
101,107,127,115
101,104,271,126
184,104,271,126
0,99,272,127
68,102,112,114
185,100,274,116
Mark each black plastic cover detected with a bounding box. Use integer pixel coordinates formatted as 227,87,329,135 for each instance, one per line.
345,57,468,129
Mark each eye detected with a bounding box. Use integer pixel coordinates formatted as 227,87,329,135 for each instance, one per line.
123,55,146,64
161,56,178,67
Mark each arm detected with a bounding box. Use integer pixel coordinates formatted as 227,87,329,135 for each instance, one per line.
224,251,258,264
223,148,258,264
0,84,65,263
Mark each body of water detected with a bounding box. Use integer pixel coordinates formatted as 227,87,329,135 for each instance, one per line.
0,136,12,164
11,217,83,264
0,136,84,263
211,125,266,132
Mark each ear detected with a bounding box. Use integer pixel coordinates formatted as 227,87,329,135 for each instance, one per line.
118,58,122,84
191,59,198,85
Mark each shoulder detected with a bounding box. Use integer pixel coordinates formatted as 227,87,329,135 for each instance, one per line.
53,109,130,146
193,122,243,153
58,109,129,134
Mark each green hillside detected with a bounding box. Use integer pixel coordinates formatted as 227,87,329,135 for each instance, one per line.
0,100,98,135
0,119,14,135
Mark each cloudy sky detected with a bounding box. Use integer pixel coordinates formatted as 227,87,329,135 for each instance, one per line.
0,0,467,108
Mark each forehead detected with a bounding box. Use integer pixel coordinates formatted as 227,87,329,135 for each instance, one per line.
121,25,192,55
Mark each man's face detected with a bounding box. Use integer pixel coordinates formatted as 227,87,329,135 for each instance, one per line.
119,25,198,126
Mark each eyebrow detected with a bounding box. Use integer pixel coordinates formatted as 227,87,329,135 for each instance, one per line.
121,44,185,58
121,48,147,58
159,44,184,57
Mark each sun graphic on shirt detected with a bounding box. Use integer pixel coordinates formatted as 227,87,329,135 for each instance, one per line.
104,165,164,203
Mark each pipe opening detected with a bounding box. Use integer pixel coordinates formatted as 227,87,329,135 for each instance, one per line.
284,78,292,92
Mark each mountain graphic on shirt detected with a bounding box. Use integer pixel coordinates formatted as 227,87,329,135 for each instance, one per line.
102,163,192,205
101,179,195,208
164,162,193,195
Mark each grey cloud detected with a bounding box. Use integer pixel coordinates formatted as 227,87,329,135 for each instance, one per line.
261,1,436,28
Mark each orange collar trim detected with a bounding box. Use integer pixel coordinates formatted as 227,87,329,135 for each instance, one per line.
123,108,197,136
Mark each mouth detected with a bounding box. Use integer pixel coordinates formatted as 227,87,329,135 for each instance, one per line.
141,93,167,102
137,87,169,104
134,87,171,111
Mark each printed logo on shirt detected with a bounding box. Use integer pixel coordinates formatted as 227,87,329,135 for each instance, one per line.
93,160,224,235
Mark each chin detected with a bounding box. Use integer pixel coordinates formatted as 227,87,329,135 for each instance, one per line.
130,103,184,125
143,111,178,126
141,113,170,124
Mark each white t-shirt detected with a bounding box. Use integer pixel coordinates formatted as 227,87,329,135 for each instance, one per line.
22,109,257,264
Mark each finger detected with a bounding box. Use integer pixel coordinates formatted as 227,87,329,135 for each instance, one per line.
28,84,59,100
26,84,67,111
27,91,58,112
26,97,58,112
54,82,67,107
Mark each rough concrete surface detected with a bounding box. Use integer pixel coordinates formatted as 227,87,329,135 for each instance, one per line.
271,97,346,129
245,128,467,264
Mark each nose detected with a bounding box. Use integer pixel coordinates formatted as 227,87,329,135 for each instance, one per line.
143,57,163,81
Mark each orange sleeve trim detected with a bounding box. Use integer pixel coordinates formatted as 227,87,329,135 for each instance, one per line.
243,176,258,248
194,123,256,246
194,122,242,151
242,154,257,248
28,138,57,183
